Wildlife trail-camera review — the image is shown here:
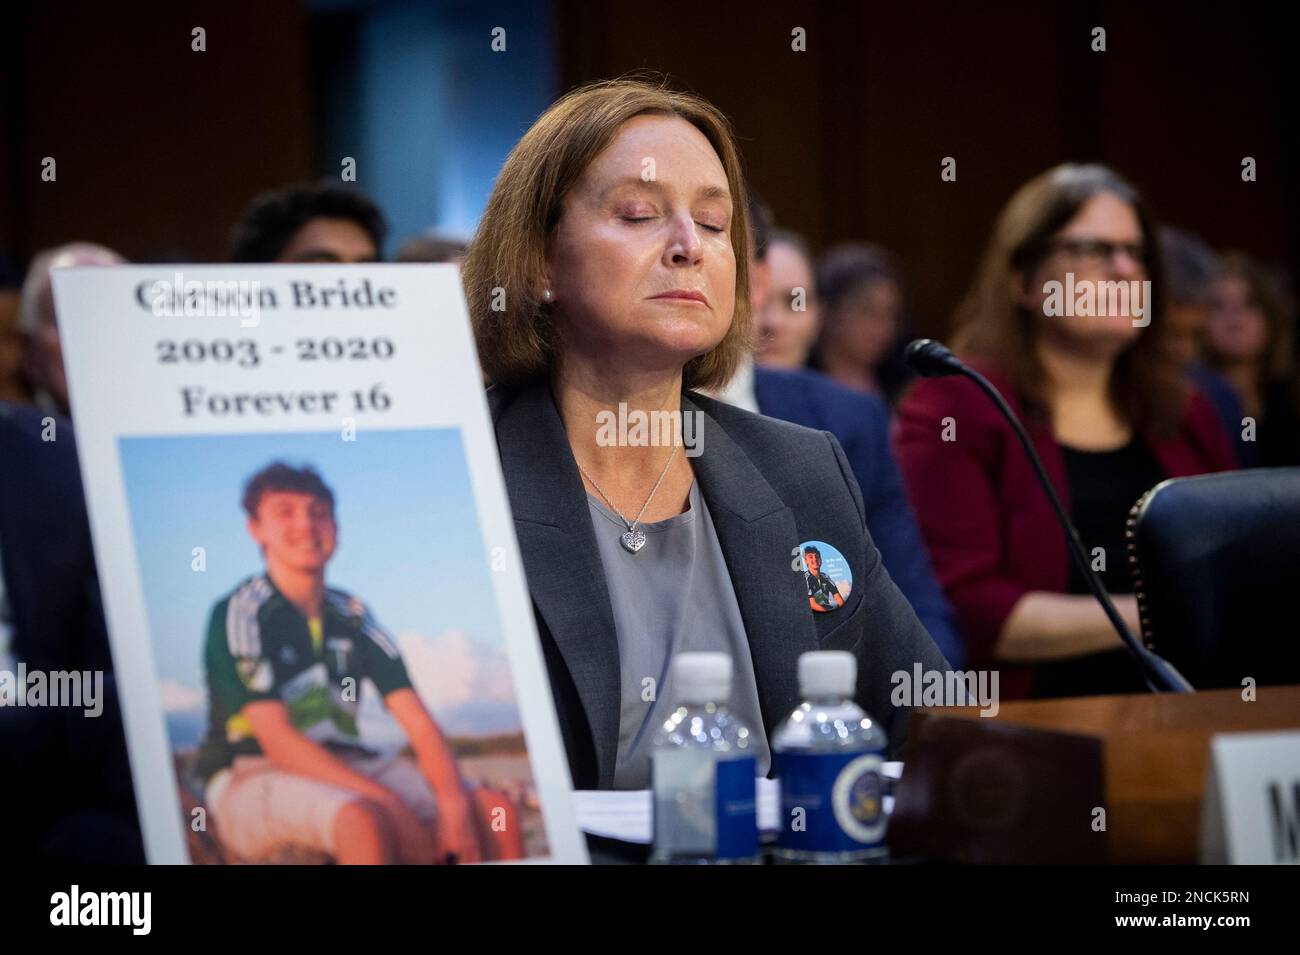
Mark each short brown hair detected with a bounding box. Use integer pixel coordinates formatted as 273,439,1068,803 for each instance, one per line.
951,163,1186,437
243,462,335,518
461,75,752,390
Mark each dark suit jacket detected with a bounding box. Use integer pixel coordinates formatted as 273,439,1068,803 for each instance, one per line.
0,402,142,861
488,382,949,789
894,366,1239,699
753,365,965,666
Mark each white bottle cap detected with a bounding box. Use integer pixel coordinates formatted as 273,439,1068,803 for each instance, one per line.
798,651,857,698
671,652,733,704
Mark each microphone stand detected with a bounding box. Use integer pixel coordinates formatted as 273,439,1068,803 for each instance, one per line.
901,339,1194,693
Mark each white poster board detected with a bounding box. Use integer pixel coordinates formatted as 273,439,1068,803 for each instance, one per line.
51,263,586,864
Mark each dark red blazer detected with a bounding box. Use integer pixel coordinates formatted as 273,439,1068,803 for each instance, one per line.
892,367,1239,698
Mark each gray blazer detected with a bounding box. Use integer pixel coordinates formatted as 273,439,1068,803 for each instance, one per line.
488,381,949,789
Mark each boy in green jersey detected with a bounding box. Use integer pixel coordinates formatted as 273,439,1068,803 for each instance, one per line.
193,462,521,863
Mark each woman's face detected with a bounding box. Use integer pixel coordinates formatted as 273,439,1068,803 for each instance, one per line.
545,114,736,376
829,278,900,369
1021,191,1148,357
1208,275,1270,365
756,240,820,368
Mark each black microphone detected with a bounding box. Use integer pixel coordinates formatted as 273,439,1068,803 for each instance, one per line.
903,338,1193,693
903,338,965,378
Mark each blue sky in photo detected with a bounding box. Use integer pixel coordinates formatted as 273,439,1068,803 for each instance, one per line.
118,427,502,694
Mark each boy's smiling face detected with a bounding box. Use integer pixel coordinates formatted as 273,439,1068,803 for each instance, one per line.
248,491,337,573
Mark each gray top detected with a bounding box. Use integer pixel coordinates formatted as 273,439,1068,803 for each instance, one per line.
587,480,771,790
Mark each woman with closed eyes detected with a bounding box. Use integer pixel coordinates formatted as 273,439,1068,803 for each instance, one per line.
462,78,947,790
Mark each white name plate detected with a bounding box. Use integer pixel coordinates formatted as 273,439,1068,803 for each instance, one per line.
1200,730,1300,864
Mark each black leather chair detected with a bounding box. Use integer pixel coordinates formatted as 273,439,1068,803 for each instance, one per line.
1127,468,1300,689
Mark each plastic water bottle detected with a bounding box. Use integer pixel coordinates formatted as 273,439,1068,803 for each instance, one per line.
772,651,888,863
650,652,760,864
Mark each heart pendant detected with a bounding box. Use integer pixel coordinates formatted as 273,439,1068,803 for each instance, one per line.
620,529,647,553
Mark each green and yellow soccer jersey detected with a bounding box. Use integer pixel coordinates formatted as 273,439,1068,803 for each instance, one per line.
192,575,412,781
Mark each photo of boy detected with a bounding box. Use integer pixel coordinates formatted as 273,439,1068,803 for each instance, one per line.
190,462,523,864
803,545,845,613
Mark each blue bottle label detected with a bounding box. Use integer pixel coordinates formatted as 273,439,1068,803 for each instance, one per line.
652,750,757,860
776,750,886,852
714,755,759,860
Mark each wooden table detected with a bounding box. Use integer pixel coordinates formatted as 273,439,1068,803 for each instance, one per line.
888,685,1300,863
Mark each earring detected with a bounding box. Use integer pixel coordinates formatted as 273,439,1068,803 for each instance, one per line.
542,288,554,303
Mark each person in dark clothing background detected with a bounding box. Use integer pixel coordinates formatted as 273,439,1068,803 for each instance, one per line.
0,401,142,862
1206,251,1300,468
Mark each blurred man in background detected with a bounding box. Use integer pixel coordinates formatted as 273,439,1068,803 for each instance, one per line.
230,182,387,264
19,243,126,416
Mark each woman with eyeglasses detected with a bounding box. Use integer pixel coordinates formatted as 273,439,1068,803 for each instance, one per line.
894,164,1238,699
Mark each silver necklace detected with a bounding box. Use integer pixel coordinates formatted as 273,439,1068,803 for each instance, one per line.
576,445,680,554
